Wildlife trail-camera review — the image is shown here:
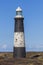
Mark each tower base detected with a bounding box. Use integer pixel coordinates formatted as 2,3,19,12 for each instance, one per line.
13,47,26,58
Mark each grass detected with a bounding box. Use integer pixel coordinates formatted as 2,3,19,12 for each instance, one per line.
0,52,43,65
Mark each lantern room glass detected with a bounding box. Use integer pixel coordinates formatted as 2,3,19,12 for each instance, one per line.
16,11,22,15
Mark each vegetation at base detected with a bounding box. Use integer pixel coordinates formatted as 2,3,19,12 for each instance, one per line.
0,52,43,65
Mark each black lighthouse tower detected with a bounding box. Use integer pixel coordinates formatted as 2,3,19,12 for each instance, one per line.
13,7,26,58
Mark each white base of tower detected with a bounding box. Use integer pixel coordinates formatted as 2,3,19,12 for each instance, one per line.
14,32,25,47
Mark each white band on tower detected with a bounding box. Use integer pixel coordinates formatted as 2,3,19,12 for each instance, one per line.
14,32,25,47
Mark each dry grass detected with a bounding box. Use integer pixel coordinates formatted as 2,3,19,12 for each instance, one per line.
0,52,43,65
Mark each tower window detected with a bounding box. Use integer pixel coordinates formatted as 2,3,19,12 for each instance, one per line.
15,39,17,42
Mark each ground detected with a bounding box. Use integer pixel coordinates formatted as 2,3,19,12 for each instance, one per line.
0,52,43,65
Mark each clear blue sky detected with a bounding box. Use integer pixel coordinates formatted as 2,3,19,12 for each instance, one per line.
0,0,43,52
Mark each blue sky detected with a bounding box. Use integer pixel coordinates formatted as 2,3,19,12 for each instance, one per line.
0,0,43,52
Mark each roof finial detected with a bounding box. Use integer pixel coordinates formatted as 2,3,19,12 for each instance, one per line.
16,6,22,11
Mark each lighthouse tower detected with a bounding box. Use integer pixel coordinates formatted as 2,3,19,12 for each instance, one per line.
13,7,26,58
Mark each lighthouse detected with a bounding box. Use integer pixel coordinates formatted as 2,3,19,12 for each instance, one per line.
13,7,26,58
